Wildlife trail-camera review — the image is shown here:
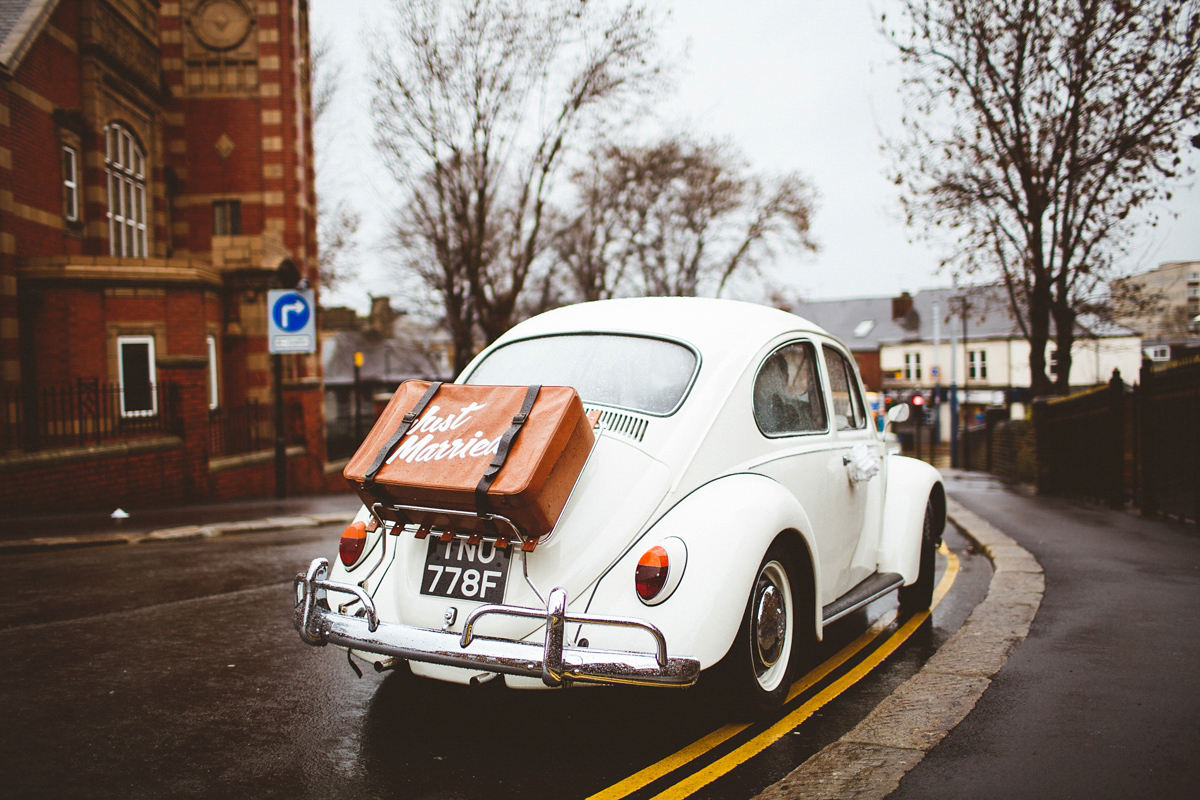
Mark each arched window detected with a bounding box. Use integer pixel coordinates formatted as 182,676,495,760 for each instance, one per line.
105,123,147,257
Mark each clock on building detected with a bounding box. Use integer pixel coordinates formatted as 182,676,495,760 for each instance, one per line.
188,0,254,51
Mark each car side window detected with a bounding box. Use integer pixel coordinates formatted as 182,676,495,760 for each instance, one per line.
823,345,867,431
753,342,827,435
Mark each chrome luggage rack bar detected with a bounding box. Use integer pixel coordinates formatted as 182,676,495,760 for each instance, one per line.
368,501,544,552
293,558,700,689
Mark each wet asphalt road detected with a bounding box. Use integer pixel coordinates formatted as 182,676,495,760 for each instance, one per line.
0,521,989,800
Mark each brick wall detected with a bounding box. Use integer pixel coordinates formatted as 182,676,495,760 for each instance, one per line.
0,439,191,514
0,0,331,514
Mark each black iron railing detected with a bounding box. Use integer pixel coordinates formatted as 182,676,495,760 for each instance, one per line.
1033,373,1130,508
1138,356,1200,523
1,380,179,454
209,400,265,457
209,400,307,458
1030,358,1199,524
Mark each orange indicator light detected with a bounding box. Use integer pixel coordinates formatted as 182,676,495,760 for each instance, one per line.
339,521,368,566
636,545,670,601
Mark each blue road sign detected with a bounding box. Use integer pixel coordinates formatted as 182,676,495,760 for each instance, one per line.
267,289,316,353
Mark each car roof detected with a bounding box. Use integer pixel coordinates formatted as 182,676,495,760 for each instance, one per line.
494,297,830,361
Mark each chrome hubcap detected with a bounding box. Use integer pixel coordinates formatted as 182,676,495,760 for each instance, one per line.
751,559,793,695
755,583,786,668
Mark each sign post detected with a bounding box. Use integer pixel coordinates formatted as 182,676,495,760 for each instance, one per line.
267,289,316,498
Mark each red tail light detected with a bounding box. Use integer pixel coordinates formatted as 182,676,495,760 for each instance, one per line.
339,522,368,566
636,545,669,601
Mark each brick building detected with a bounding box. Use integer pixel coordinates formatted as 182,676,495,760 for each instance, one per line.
0,0,335,514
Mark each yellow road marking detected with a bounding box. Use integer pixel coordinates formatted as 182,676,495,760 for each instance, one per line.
648,546,959,800
587,724,751,800
588,543,958,800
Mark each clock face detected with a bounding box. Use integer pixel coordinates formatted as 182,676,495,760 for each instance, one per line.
189,0,253,51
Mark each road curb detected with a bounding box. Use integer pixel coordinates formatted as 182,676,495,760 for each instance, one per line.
0,511,357,555
756,497,1044,800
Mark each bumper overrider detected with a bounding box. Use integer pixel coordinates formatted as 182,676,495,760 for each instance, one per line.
293,558,701,688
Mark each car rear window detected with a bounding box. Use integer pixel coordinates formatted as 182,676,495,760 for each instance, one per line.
464,334,698,415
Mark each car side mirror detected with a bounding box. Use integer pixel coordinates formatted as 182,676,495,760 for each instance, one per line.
885,404,909,430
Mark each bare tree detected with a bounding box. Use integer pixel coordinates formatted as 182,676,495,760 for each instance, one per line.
312,33,361,292
554,136,818,302
371,0,666,373
886,0,1200,395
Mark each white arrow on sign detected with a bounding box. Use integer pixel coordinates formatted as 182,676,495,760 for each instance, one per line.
279,300,306,330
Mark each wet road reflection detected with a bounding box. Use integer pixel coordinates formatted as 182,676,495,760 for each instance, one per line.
0,524,989,799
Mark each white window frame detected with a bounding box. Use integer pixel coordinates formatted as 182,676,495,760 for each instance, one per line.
117,335,158,417
206,334,219,409
904,352,922,381
969,349,988,380
62,145,79,221
105,123,148,258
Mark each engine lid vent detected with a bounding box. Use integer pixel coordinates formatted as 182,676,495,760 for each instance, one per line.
586,407,650,443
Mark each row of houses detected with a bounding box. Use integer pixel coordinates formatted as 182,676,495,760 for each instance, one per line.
794,284,1150,429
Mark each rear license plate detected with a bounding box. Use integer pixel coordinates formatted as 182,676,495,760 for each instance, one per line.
421,538,511,603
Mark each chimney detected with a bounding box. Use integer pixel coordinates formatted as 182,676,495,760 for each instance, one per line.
892,292,914,321
369,296,398,338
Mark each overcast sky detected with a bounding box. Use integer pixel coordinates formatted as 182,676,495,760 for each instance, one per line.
310,0,1200,314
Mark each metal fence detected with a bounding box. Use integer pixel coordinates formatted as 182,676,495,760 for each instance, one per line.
325,416,362,462
1,380,180,453
1138,356,1200,523
1033,375,1130,508
1031,359,1199,524
210,399,308,458
209,400,265,458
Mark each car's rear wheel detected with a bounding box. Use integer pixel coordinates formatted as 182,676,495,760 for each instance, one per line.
898,499,937,612
714,543,801,711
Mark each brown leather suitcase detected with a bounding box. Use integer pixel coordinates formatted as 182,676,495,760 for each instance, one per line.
344,381,595,547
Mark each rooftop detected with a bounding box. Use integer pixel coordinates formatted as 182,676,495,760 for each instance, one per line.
793,286,1137,346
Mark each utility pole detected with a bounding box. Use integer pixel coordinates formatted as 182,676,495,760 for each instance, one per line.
960,295,971,471
949,298,959,468
932,299,942,450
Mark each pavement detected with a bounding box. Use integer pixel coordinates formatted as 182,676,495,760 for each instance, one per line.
0,491,362,553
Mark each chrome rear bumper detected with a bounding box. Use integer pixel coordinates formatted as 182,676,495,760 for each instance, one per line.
293,558,700,688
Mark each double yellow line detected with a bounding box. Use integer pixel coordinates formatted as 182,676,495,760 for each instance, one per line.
589,544,960,800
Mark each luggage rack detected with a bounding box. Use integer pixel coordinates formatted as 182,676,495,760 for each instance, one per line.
367,501,544,552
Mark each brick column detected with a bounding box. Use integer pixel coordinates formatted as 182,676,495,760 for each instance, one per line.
157,355,210,500
283,376,325,492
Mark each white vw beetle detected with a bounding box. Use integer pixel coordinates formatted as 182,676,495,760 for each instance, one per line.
295,297,944,709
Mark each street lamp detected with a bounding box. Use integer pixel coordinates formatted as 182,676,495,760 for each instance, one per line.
948,292,972,470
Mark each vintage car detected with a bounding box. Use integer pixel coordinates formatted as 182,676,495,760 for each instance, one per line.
294,297,945,709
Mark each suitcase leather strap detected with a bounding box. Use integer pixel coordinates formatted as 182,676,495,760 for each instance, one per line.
361,381,444,492
475,385,541,528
